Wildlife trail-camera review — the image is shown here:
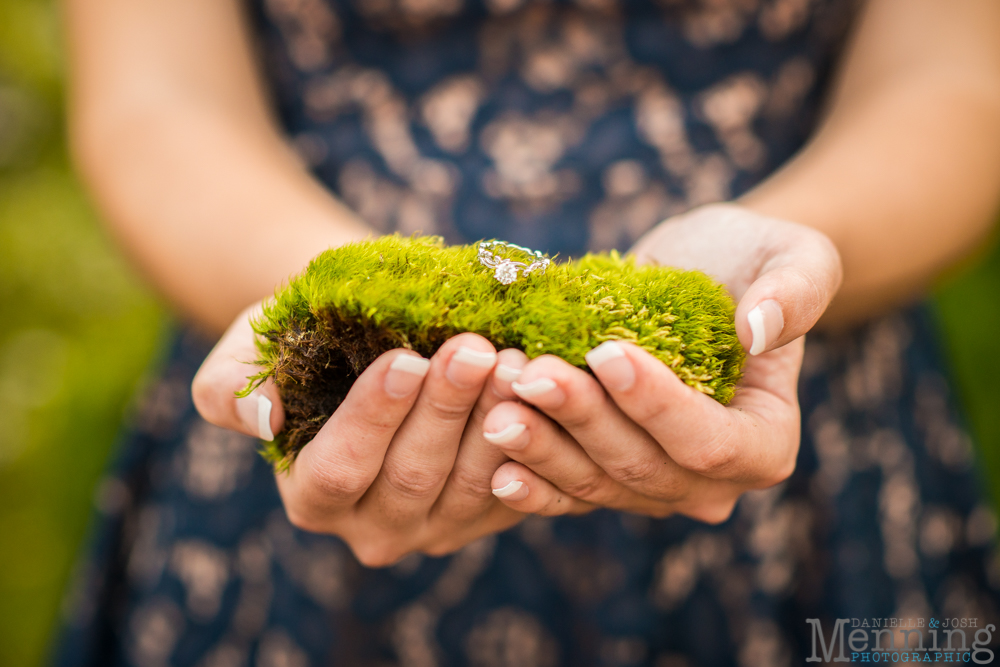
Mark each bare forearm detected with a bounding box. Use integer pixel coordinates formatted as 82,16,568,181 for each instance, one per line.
66,0,370,333
741,0,1000,326
73,101,369,333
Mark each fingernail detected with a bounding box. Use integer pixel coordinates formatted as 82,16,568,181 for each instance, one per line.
257,394,274,440
447,346,497,387
585,341,635,391
386,354,431,397
237,390,274,440
492,480,527,500
511,378,557,398
747,299,784,356
494,364,523,383
482,422,526,445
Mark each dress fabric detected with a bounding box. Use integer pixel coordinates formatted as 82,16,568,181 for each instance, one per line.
52,0,1000,665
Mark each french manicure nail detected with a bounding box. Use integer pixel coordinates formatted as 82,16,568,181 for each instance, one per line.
747,299,784,356
447,346,497,387
257,394,274,441
494,364,523,383
511,378,557,398
482,422,526,445
452,346,498,368
237,390,275,440
584,341,635,391
385,354,431,397
492,480,526,499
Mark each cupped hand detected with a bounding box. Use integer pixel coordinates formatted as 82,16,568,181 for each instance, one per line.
485,203,843,522
192,305,531,567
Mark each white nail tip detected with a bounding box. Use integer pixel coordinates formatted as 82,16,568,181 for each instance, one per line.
257,394,274,441
482,422,526,444
747,305,766,356
585,340,625,368
452,346,498,368
492,480,524,499
511,378,557,397
494,364,523,382
390,354,431,376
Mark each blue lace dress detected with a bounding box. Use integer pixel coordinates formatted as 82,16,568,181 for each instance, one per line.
52,0,1000,665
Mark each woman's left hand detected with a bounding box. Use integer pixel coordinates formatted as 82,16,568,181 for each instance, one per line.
484,204,843,522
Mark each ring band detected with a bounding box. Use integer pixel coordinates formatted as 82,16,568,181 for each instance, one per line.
478,240,551,285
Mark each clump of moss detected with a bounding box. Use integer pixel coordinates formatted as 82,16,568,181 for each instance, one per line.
245,235,744,468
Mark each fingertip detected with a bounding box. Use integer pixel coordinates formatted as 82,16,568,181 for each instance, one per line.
490,463,591,516
585,340,634,392
385,351,432,397
482,401,534,447
439,334,498,388
491,463,530,503
494,364,523,383
482,422,527,447
492,479,528,501
492,349,528,398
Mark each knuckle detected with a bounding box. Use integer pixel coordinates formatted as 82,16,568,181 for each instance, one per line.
382,462,444,499
650,472,690,504
630,396,671,428
190,373,210,411
560,472,611,503
443,468,493,506
609,457,663,487
190,369,227,424
557,388,608,430
307,463,370,503
346,408,401,439
688,437,739,477
423,395,475,422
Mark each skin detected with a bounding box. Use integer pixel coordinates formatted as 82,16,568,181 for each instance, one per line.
66,0,1000,565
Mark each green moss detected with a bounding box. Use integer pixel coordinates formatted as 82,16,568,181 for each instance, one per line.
247,234,744,468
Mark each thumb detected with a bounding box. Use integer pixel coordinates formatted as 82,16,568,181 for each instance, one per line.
192,303,285,440
734,230,842,355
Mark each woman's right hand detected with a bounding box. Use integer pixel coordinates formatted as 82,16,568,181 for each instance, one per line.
192,305,532,567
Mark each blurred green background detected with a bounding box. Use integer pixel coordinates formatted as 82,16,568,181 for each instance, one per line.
0,0,998,665
0,2,165,665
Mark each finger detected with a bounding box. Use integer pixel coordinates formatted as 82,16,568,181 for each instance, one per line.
733,218,842,355
491,348,529,400
358,334,497,528
586,340,799,486
430,349,529,524
277,348,430,527
192,303,284,440
509,354,703,503
630,204,841,356
482,400,672,515
490,461,594,516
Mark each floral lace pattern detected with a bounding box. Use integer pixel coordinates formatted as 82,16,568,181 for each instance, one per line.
255,0,854,254
52,312,1000,666
51,0,1000,665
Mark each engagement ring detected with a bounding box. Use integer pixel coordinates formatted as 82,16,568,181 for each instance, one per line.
477,240,550,285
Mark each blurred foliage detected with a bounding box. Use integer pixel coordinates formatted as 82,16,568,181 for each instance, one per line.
935,241,1000,510
0,1,165,666
0,0,996,665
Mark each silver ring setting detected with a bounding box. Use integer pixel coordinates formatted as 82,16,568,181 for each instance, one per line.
477,240,551,285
